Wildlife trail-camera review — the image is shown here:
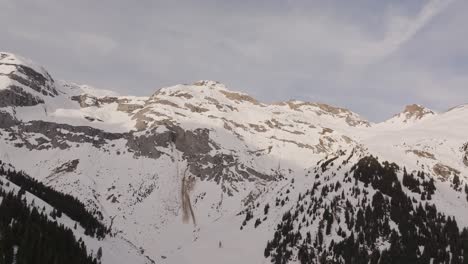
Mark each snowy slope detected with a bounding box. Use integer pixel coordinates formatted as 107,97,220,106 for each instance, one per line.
0,52,467,263
0,162,153,264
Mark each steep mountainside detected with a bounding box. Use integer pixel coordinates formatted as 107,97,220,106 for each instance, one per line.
0,52,467,264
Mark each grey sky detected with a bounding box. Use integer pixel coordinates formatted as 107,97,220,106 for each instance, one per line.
1,0,467,121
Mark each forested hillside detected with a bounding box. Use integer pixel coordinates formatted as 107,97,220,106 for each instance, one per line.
0,181,99,264
264,157,468,264
0,161,108,238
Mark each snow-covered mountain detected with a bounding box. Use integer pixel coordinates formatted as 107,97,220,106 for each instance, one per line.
376,104,436,129
1,52,467,264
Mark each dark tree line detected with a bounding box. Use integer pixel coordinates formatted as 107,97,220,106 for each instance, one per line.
0,187,99,264
265,156,468,264
402,169,436,200
465,184,468,202
0,160,108,238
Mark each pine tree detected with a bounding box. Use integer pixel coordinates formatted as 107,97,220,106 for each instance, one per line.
97,247,102,261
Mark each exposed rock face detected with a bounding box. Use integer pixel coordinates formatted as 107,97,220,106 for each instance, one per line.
172,127,213,156
403,104,434,119
406,149,436,160
52,159,80,174
0,85,44,107
0,52,57,107
280,101,370,127
0,111,19,128
433,163,460,181
380,104,436,127
0,111,124,150
117,102,142,112
128,125,273,192
184,103,209,113
71,94,101,108
462,142,468,166
6,63,57,96
395,104,435,123
125,128,173,159
219,90,260,106
193,80,221,87
1,106,272,193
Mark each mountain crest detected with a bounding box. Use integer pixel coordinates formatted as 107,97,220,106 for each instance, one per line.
382,104,435,126
401,104,435,119
192,80,226,89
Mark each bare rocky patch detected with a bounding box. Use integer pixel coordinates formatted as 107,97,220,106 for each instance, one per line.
172,92,193,99
406,149,436,160
51,159,80,174
249,123,268,133
461,142,468,167
433,163,460,181
320,128,334,135
220,90,260,105
0,85,45,107
282,101,370,127
151,99,181,108
184,103,209,113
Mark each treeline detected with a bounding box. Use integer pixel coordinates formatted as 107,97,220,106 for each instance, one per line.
0,161,108,238
402,169,436,200
0,187,99,264
330,156,468,263
264,156,468,264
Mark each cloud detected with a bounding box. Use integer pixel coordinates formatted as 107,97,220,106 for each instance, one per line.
345,0,455,66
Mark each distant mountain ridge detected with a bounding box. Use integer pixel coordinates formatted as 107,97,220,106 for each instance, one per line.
0,52,467,264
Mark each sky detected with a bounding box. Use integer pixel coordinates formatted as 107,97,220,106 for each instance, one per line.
1,0,467,121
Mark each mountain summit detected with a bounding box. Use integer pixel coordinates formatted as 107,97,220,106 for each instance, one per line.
383,104,435,126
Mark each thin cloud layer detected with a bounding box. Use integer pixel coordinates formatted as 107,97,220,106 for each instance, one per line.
345,0,454,65
0,0,465,121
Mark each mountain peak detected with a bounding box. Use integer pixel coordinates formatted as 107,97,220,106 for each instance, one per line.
399,104,435,121
192,80,227,89
381,104,435,126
